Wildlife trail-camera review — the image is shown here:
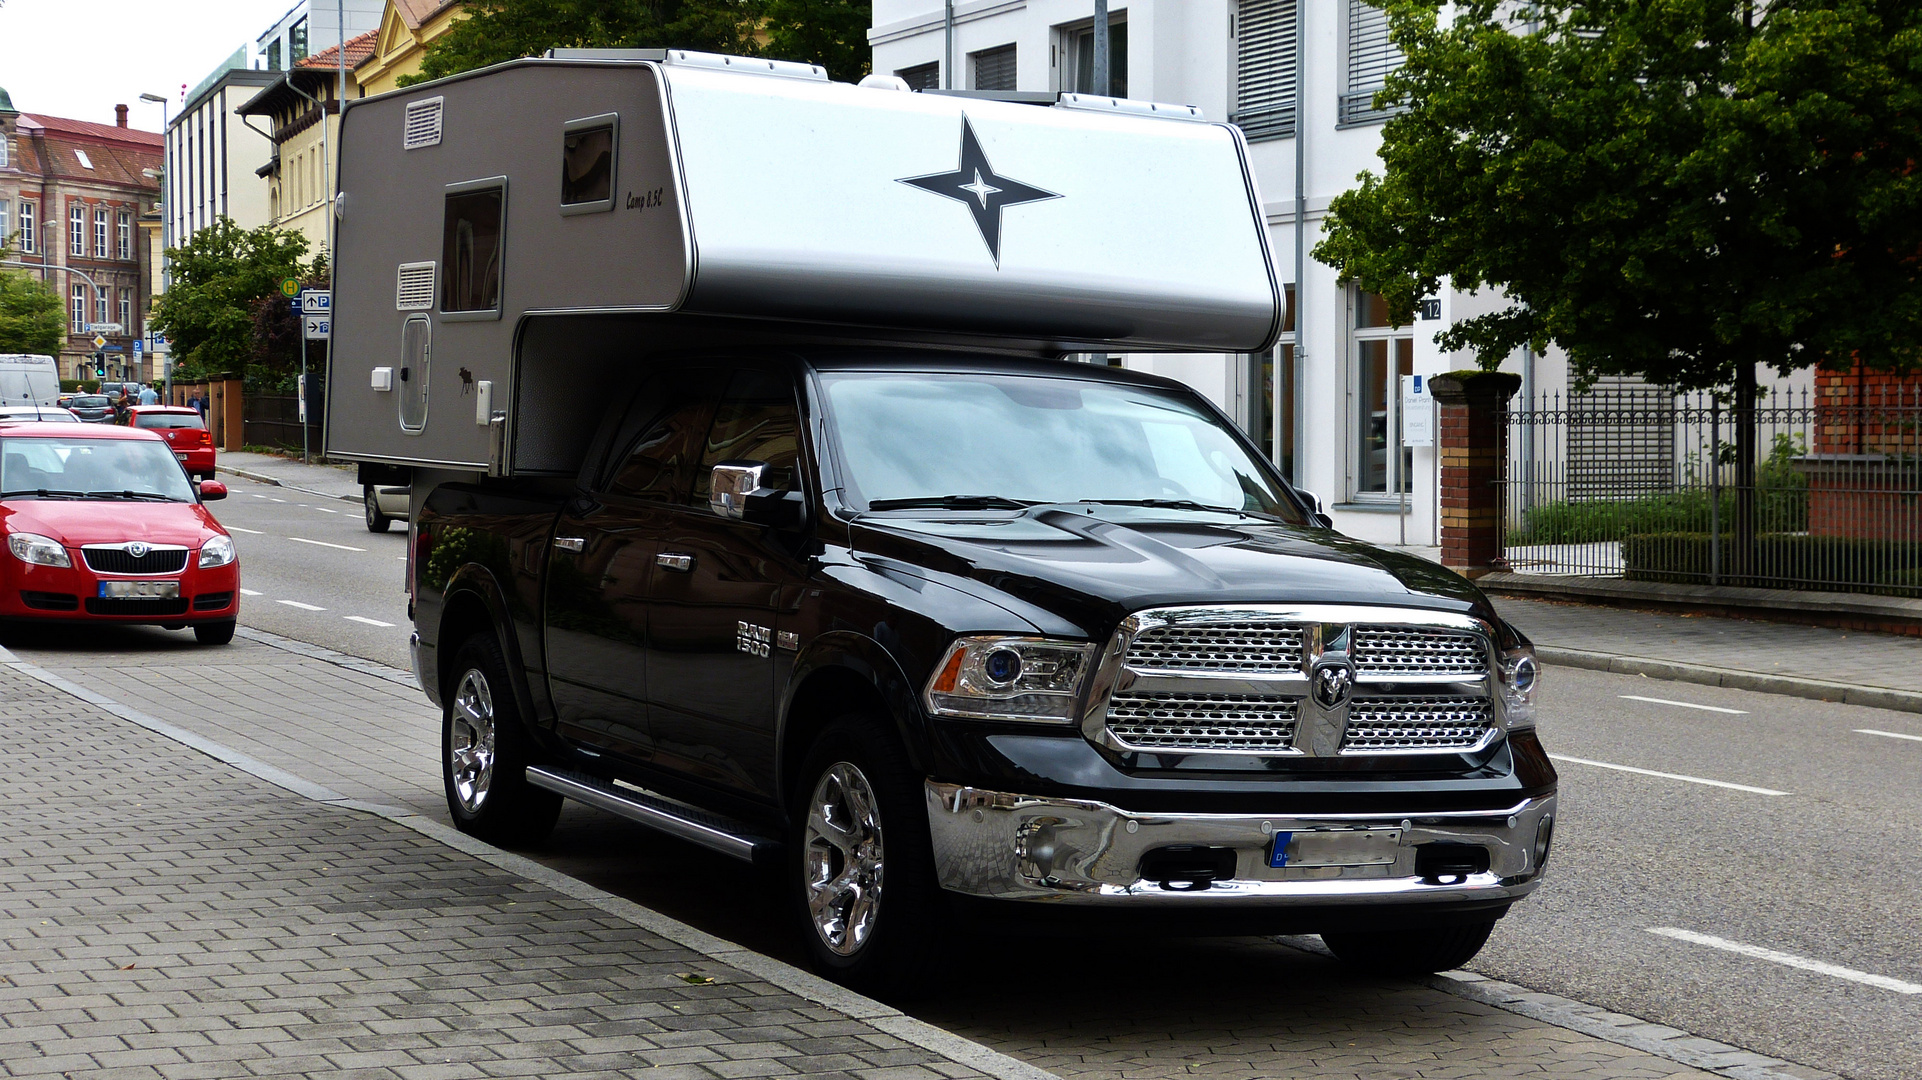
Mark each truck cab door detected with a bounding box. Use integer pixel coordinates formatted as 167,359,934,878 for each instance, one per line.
543,371,721,764
642,366,810,803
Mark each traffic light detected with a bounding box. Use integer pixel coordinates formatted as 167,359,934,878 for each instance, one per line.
92,352,105,377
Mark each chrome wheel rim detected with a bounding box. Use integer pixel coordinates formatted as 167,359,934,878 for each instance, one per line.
448,668,497,814
803,761,884,957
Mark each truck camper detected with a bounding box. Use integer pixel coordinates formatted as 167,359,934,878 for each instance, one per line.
327,51,1555,990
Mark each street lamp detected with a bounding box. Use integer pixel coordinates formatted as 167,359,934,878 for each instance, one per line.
139,92,171,394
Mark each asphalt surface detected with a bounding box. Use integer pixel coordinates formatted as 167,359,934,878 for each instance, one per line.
210,474,412,668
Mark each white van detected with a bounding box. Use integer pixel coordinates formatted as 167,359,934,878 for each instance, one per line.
0,355,61,407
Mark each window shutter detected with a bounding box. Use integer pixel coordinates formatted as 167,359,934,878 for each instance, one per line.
1341,0,1406,126
971,45,1017,92
1234,0,1298,141
896,62,940,92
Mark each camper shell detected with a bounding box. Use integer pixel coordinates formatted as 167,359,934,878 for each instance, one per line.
325,51,1282,474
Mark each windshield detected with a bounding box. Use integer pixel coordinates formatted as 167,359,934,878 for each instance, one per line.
134,412,205,430
71,396,109,408
0,436,197,501
821,370,1304,522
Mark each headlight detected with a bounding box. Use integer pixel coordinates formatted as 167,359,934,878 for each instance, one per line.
1498,644,1540,731
7,532,70,568
198,535,236,568
925,636,1094,724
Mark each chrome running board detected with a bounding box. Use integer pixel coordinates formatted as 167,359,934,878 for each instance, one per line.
524,767,774,862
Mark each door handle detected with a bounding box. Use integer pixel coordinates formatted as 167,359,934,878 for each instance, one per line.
656,552,695,572
553,536,584,553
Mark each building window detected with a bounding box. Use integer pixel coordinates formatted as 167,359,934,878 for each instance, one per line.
896,62,940,91
117,211,132,259
71,284,87,333
1354,289,1413,497
96,286,110,328
289,18,309,64
1061,17,1127,98
1234,0,1299,141
266,38,282,71
0,200,8,249
70,205,86,256
1249,284,1299,481
94,207,109,258
0,135,8,168
17,201,33,253
1341,0,1407,127
120,289,132,331
970,44,1017,91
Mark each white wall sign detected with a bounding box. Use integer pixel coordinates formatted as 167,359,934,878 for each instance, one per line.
1401,374,1434,447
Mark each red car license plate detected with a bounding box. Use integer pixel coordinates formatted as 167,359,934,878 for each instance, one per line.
98,580,181,599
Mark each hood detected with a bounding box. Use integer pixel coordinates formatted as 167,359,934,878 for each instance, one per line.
1,499,220,548
849,506,1500,637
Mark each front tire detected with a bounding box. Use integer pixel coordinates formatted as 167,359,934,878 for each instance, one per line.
1321,920,1497,975
193,619,236,645
443,633,562,847
788,715,942,993
364,486,393,532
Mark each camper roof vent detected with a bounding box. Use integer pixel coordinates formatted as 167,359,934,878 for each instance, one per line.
403,97,444,150
662,50,828,82
396,262,436,311
1055,94,1206,122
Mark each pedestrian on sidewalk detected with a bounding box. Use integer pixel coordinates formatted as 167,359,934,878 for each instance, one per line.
138,385,159,405
187,392,204,417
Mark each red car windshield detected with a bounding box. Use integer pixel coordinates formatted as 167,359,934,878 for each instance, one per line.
0,436,196,502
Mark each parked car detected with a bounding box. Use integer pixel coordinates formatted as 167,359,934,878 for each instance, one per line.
57,394,115,423
127,406,216,480
363,483,408,532
0,406,79,423
0,420,238,644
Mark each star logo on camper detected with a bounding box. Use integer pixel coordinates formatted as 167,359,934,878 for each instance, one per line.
899,116,1059,267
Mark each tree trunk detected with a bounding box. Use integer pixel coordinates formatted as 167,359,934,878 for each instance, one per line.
1732,362,1757,583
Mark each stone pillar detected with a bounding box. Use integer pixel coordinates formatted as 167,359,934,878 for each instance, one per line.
1430,371,1522,578
214,377,245,452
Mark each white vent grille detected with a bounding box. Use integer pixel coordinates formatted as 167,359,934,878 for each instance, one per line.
402,97,443,150
396,262,436,310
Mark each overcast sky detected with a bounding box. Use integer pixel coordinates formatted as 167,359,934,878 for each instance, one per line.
1,0,298,129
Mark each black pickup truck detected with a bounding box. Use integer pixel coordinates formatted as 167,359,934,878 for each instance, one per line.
408,348,1556,988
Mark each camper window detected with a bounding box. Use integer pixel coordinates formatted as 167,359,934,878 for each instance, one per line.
561,114,618,215
441,178,506,319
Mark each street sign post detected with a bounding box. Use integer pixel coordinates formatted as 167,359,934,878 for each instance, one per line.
300,289,331,315
1401,375,1434,447
279,278,300,299
85,322,124,335
303,316,331,341
92,335,107,349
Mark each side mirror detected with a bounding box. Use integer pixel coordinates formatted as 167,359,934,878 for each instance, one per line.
1297,488,1334,530
198,480,228,502
709,460,805,529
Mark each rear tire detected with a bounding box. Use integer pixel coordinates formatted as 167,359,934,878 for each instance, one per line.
443,632,561,848
365,486,393,532
788,714,943,994
1321,920,1497,975
193,620,236,646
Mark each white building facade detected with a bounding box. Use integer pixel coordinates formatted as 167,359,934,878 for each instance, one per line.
256,0,387,74
870,0,1568,545
163,65,279,247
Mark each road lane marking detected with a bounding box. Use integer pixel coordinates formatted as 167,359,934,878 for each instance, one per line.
1647,928,1922,994
1619,695,1747,715
239,588,263,596
344,616,395,628
225,526,264,535
275,600,326,612
247,493,268,498
270,498,286,503
1548,754,1789,796
286,537,366,552
1856,728,1922,743
310,506,339,514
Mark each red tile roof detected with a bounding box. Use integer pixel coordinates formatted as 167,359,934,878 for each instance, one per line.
17,113,163,149
297,29,379,71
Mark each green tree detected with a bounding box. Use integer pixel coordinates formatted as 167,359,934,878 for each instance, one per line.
402,0,765,86
150,218,325,383
0,248,65,355
1314,0,1922,570
764,0,872,82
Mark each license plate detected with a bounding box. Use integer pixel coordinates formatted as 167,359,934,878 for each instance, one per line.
174,452,188,460
98,580,180,599
1269,827,1403,868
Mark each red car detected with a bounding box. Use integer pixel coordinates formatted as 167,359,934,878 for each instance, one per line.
127,405,216,480
0,421,239,644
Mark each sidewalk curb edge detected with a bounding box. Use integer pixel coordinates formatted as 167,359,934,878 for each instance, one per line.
0,642,1058,1080
1536,646,1922,714
217,462,361,505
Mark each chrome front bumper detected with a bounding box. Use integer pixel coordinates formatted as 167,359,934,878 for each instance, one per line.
925,781,1555,906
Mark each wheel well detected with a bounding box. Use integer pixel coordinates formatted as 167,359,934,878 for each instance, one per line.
436,591,497,702
781,666,889,804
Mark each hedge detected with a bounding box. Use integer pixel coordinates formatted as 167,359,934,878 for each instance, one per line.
1621,533,1922,596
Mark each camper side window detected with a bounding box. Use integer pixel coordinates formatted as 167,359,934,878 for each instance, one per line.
561,114,617,215
441,180,506,318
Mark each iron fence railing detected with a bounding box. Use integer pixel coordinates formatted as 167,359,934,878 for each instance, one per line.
1502,384,1922,597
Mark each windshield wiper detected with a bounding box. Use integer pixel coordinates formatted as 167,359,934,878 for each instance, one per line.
84,490,182,502
867,495,1036,511
0,488,88,499
1076,498,1290,523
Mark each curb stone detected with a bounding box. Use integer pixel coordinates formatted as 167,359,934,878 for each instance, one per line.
216,462,361,504
1535,645,1922,715
0,640,1058,1080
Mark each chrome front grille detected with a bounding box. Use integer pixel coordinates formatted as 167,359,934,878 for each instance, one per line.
82,545,189,575
1342,697,1493,753
1123,623,1303,672
1105,691,1299,752
1351,626,1487,677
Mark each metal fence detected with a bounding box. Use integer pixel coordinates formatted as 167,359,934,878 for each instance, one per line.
1502,383,1922,597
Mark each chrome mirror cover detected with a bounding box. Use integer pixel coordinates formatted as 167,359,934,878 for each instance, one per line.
708,460,768,520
